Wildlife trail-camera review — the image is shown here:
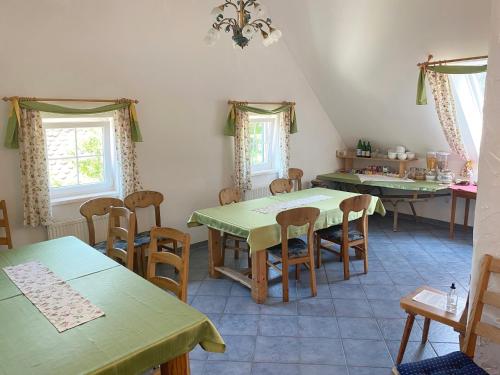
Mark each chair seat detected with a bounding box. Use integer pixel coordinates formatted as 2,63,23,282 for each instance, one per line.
95,239,130,252
317,226,364,242
134,231,151,247
268,238,308,259
396,351,488,375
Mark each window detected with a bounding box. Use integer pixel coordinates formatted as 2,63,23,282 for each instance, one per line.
449,63,487,161
249,114,279,174
43,117,117,202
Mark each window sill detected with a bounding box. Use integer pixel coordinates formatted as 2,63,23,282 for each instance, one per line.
51,191,119,207
251,169,278,177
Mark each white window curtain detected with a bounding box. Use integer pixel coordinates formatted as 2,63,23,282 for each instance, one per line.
233,109,252,191
277,111,290,179
18,108,52,227
113,108,142,197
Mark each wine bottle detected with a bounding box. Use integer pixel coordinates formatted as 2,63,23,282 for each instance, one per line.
367,142,372,158
362,142,367,157
356,140,362,157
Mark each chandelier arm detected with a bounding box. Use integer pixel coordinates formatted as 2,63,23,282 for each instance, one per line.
213,18,238,29
223,0,238,11
249,19,272,30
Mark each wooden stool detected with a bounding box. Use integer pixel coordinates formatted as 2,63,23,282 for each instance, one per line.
397,286,467,365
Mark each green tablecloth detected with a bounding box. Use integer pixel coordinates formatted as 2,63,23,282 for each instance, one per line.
0,236,118,301
188,188,385,252
317,172,450,192
0,239,225,375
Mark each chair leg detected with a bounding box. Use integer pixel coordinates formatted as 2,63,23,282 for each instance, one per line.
234,240,240,259
295,264,301,281
248,252,252,269
315,235,322,269
282,260,289,303
396,313,415,365
309,252,317,298
363,242,368,274
342,243,350,280
422,318,431,344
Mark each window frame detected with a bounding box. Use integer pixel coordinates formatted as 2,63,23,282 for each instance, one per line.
42,116,118,203
248,114,279,175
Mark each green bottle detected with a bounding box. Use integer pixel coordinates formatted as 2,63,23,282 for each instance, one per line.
362,141,367,157
367,142,372,158
356,140,363,157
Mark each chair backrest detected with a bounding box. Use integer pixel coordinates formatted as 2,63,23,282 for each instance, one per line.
80,197,124,246
106,206,136,270
0,200,13,249
276,207,320,258
219,187,242,206
124,191,164,234
147,227,191,302
463,254,500,357
339,194,372,240
288,168,304,191
270,178,293,195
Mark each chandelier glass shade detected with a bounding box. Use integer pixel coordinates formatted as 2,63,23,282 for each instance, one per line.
205,1,282,49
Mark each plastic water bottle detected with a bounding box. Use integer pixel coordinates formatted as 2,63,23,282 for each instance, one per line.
446,283,458,314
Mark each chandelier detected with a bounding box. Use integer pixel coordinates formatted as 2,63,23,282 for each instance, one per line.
205,1,282,49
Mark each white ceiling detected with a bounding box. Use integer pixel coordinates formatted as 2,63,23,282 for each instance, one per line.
268,0,491,157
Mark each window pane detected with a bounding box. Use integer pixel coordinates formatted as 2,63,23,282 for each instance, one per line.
45,128,76,159
250,122,265,165
48,159,78,188
77,127,103,157
78,156,104,184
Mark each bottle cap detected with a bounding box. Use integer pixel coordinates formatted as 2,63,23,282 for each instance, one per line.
451,283,456,289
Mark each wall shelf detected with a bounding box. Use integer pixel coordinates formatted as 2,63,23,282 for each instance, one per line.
337,153,419,177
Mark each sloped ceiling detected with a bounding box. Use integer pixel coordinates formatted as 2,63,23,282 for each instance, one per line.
268,0,491,157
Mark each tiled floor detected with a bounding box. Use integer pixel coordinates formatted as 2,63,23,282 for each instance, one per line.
186,215,473,375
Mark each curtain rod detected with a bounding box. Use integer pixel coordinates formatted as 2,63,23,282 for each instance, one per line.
228,100,295,105
2,96,139,104
417,54,488,67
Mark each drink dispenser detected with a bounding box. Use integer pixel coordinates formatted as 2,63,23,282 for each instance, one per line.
436,152,450,171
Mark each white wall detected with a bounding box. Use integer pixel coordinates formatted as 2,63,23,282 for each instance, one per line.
271,0,491,223
0,0,344,247
470,1,500,371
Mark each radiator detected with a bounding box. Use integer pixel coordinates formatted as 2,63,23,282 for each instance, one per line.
47,215,108,243
244,186,271,200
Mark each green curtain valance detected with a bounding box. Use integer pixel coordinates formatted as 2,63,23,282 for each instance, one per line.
4,100,143,149
224,103,297,136
416,64,487,105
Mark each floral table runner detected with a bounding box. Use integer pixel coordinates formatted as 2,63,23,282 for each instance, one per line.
3,261,104,332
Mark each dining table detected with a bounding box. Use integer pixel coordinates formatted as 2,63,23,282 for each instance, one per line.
188,187,386,303
0,236,225,375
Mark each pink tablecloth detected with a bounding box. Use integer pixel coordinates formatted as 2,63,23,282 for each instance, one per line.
451,184,477,194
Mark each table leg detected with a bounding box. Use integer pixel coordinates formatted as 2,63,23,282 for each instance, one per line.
161,353,190,375
208,228,223,278
393,201,399,232
422,317,431,344
464,198,470,231
449,191,457,239
251,250,268,304
396,313,415,365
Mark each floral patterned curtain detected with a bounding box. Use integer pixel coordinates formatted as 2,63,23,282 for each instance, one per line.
113,108,142,197
233,109,252,190
18,108,52,227
427,70,469,161
278,111,291,178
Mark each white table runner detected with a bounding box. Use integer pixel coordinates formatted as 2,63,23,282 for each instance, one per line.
3,261,104,332
355,174,415,183
253,194,332,214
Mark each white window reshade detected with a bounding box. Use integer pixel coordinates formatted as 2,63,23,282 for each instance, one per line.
249,114,280,174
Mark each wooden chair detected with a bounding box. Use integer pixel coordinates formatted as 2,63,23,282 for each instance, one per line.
315,194,371,280
266,207,320,302
80,197,124,253
0,200,13,249
147,227,191,302
397,286,468,364
219,187,250,263
106,206,137,271
288,168,304,191
124,191,177,270
269,178,292,195
393,254,500,375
